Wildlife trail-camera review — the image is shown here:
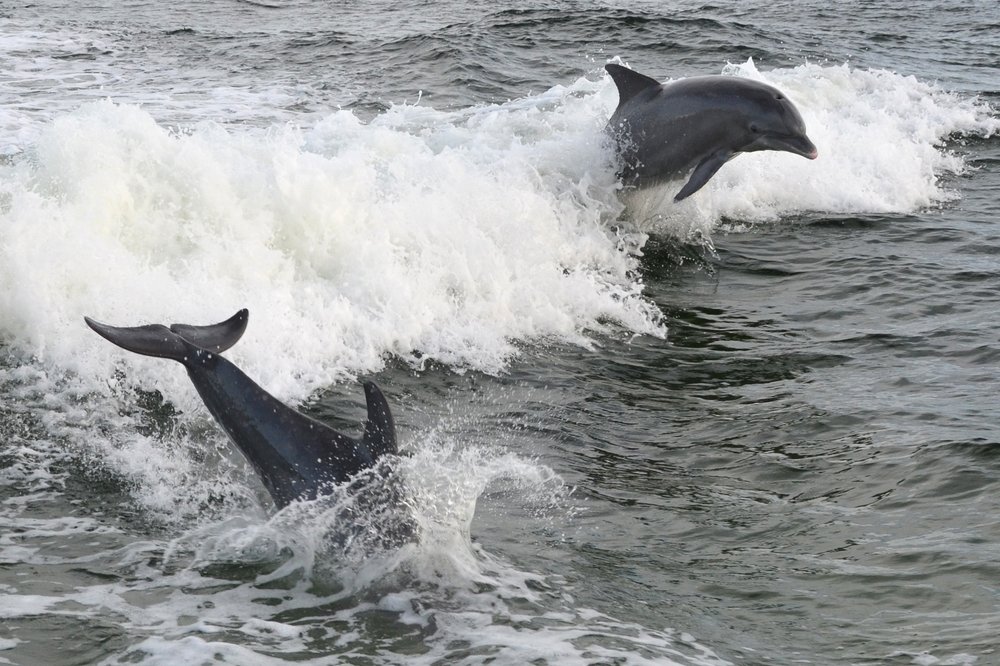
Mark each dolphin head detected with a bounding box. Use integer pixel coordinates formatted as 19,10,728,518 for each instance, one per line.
739,83,818,160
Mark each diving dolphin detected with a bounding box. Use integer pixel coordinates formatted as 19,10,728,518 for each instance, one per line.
85,309,398,509
605,63,818,201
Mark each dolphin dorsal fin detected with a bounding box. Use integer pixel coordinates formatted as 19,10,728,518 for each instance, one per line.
362,381,397,460
605,64,662,105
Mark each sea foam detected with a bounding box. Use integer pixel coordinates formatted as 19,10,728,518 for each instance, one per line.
1,60,995,406
0,88,658,408
0,59,994,520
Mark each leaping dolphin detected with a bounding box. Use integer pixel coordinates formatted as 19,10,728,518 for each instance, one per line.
605,63,818,201
85,309,399,509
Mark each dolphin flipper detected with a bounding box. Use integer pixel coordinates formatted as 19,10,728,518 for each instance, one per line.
674,150,733,202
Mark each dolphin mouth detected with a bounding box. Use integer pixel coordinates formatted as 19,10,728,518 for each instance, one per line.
787,136,818,160
750,134,818,160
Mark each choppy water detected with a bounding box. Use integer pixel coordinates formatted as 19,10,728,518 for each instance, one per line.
1,1,999,664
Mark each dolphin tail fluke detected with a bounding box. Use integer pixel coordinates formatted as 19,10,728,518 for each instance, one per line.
85,318,189,361
84,309,249,360
362,381,397,459
169,309,248,353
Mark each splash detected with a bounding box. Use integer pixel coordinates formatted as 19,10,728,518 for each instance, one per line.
0,88,660,409
0,431,730,665
2,59,994,404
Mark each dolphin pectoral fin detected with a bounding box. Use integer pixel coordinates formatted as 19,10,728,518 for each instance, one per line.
674,151,733,202
85,318,189,361
605,64,662,106
170,309,249,353
362,381,397,459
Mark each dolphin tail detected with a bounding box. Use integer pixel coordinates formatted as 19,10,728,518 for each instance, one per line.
169,310,248,352
84,309,249,360
362,381,397,459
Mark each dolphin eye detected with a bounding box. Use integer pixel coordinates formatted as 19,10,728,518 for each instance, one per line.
775,94,784,101
750,123,760,133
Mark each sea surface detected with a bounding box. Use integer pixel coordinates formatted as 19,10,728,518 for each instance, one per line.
1,1,999,664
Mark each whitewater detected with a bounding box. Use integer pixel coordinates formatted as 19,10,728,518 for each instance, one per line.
1,1,999,663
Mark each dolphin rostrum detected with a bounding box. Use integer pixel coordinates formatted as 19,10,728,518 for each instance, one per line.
85,309,398,509
605,63,818,201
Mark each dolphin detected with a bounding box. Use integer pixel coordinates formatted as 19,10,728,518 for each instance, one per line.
85,309,399,509
605,63,818,201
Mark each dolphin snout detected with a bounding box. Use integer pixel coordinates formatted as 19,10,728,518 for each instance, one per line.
788,136,818,160
749,133,817,161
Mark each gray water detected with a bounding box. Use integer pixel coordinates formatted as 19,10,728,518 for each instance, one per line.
1,1,999,664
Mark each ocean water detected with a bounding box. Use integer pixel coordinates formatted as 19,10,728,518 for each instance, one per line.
1,1,998,664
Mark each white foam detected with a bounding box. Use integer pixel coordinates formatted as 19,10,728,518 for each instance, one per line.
0,594,62,619
44,436,724,665
122,635,288,666
0,86,659,411
0,58,990,504
0,406,724,664
2,60,993,410
239,618,303,640
399,432,571,582
0,80,659,514
0,58,993,665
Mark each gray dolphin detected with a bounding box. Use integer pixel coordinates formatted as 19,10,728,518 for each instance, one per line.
605,63,818,201
85,309,399,509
